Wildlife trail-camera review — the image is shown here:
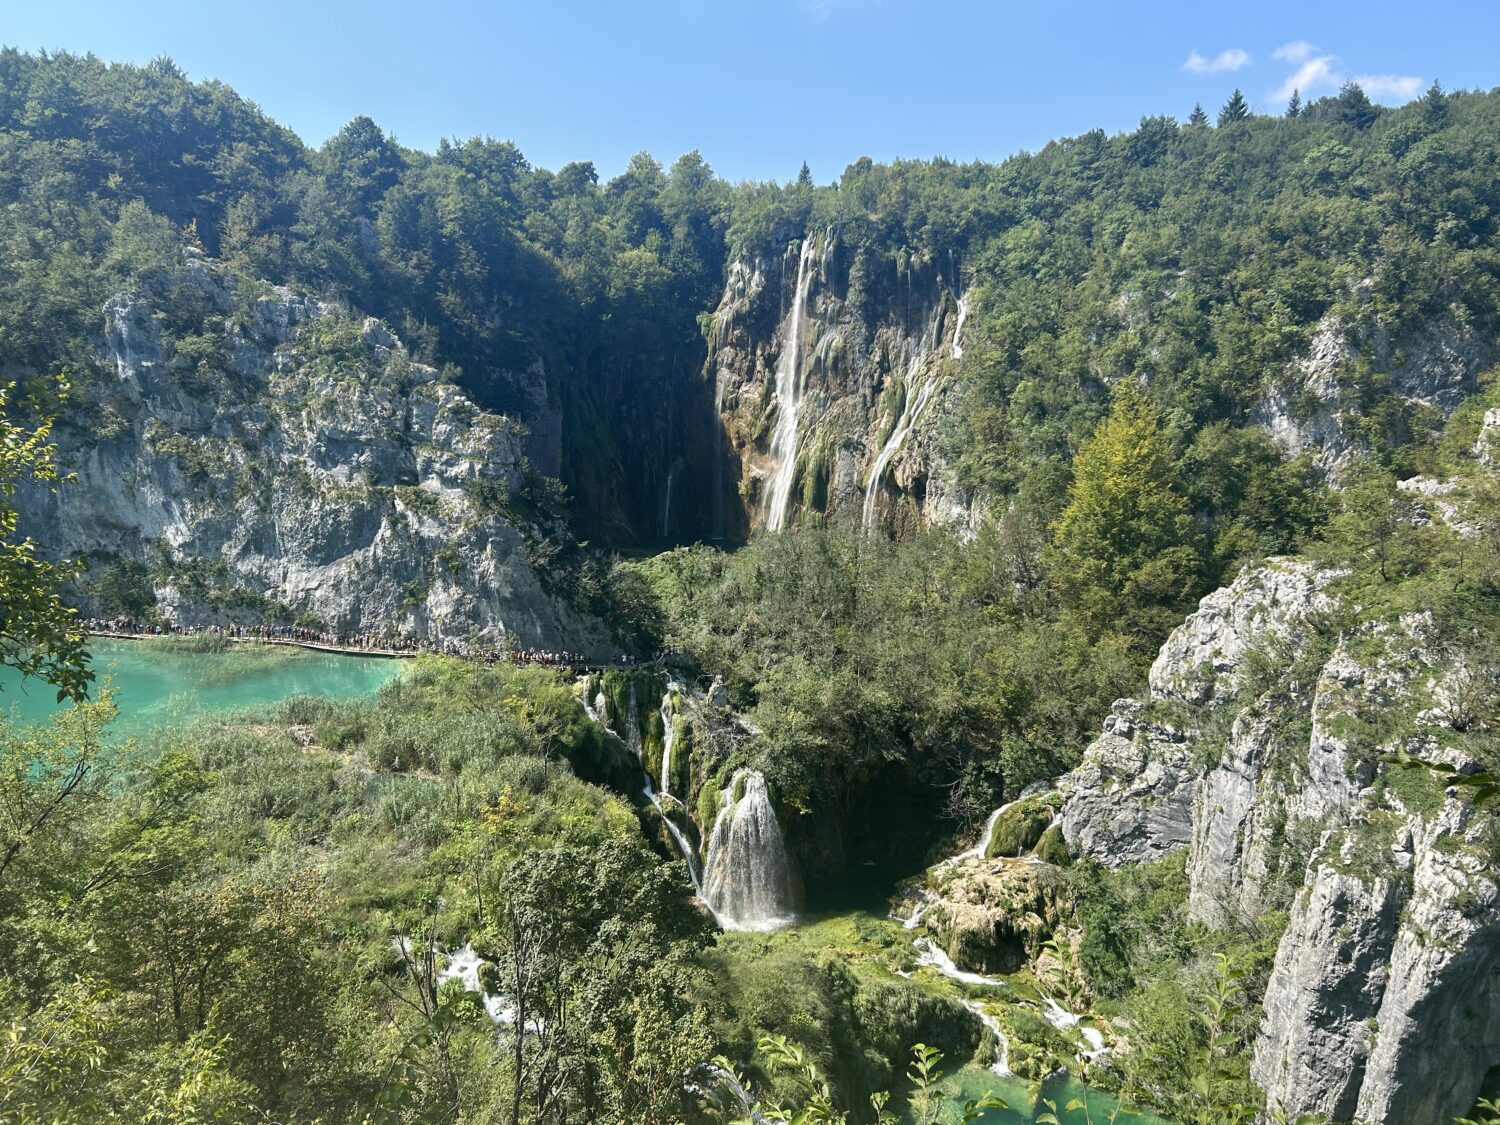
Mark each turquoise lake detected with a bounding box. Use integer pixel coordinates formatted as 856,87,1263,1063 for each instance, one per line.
0,638,403,737
908,1067,1170,1125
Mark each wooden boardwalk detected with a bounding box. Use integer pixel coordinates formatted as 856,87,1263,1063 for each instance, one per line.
93,631,420,659
87,631,645,674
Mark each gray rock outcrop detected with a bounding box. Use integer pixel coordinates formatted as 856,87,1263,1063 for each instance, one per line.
1257,310,1489,477
1060,548,1500,1121
1063,559,1341,872
21,256,612,654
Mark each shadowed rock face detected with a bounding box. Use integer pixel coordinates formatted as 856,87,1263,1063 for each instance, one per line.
21,256,612,655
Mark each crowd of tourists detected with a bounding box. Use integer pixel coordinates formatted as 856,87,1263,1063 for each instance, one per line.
85,616,605,668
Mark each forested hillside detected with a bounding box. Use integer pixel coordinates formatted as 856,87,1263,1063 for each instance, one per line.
4,48,1500,1124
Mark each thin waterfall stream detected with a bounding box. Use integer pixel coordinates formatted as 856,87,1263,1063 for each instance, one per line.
762,237,816,532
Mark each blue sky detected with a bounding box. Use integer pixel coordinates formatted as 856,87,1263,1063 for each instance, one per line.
4,0,1497,182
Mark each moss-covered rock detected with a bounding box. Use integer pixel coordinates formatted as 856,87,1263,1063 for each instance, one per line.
1033,821,1072,867
985,792,1061,858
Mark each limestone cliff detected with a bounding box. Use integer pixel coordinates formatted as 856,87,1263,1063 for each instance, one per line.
23,252,613,654
1256,308,1489,476
1060,524,1500,1119
706,231,976,537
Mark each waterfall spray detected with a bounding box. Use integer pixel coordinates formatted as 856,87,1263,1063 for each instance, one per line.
762,238,817,532
702,769,799,930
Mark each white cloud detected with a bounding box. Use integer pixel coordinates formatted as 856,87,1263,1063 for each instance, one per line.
1265,42,1425,106
1274,40,1318,64
1183,48,1251,75
804,0,837,17
1353,73,1425,102
1271,54,1340,101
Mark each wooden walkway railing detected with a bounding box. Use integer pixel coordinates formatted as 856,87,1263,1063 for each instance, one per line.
86,631,665,675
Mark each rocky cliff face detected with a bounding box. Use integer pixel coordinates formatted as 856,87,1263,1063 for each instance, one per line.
23,253,612,654
1257,308,1490,475
706,232,976,537
1061,534,1500,1120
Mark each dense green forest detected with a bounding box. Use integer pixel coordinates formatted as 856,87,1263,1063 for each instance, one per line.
4,48,1500,1124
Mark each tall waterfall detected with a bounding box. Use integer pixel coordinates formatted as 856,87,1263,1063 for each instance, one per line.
761,238,817,532
951,290,970,359
661,466,675,540
702,768,799,930
658,681,681,796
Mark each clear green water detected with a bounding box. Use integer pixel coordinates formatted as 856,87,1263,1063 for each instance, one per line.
907,1067,1169,1124
0,638,402,738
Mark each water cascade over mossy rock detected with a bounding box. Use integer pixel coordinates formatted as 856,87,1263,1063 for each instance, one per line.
701,768,803,929
984,792,1062,859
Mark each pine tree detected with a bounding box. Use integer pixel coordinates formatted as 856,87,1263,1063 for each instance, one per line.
1188,103,1208,127
1420,80,1448,124
1218,89,1250,126
1334,81,1378,129
1285,88,1301,118
796,161,812,187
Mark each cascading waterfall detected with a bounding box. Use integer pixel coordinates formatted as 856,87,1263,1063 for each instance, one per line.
645,772,703,891
860,291,971,531
658,681,680,796
761,237,817,532
702,768,799,930
951,290,970,360
1041,994,1109,1061
576,680,702,889
861,358,940,529
625,683,642,756
860,306,946,530
961,999,1013,1077
914,938,1007,987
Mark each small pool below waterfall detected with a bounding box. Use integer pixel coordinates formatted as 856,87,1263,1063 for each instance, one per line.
903,1067,1171,1125
0,638,402,738
802,856,928,916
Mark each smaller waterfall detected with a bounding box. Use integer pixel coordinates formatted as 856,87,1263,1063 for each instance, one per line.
943,803,1008,867
762,238,817,532
961,999,1013,1077
576,681,702,889
644,774,703,890
661,466,676,540
625,683,642,757
658,681,681,796
1041,994,1109,1061
861,314,943,530
914,937,1007,987
702,769,799,930
951,291,970,360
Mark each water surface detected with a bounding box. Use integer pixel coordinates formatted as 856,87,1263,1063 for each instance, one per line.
907,1067,1170,1124
0,638,401,737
